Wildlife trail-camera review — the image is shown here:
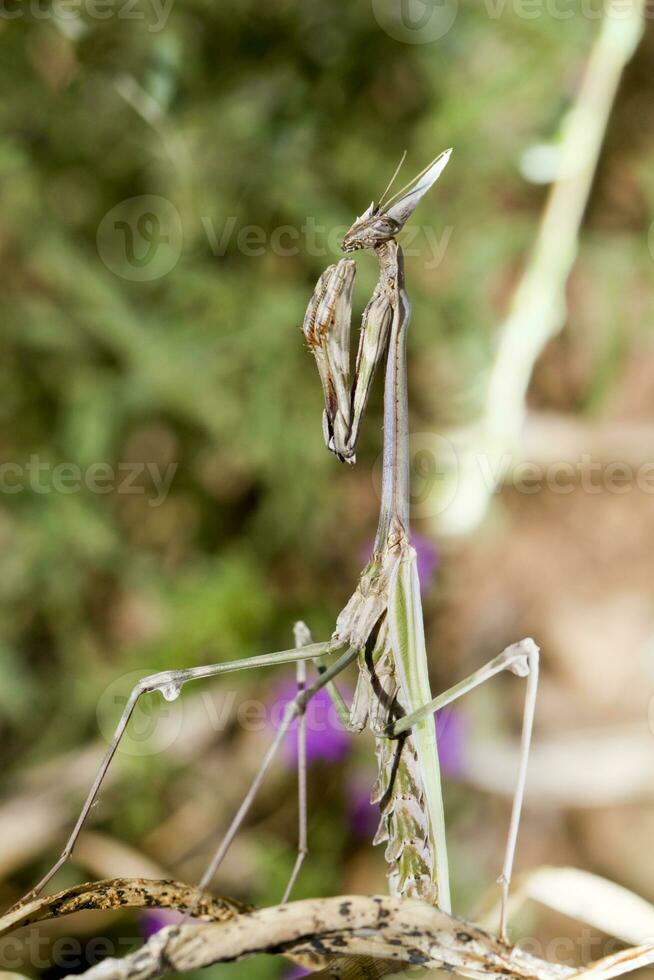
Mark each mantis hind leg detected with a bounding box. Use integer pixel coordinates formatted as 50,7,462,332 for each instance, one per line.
280,621,311,903
389,636,540,941
190,643,359,912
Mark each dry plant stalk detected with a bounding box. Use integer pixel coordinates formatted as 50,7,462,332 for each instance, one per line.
0,878,247,939
428,0,646,537
1,885,648,980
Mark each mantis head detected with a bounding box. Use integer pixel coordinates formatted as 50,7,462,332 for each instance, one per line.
342,147,452,253
342,204,401,252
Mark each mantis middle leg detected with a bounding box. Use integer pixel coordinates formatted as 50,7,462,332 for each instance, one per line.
191,643,359,907
15,638,339,909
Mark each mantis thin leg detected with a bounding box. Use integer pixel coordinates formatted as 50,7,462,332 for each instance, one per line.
315,654,357,731
281,622,311,903
193,644,358,902
389,637,540,942
14,639,336,910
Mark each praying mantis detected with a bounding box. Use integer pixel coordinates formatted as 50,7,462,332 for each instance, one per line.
15,149,539,944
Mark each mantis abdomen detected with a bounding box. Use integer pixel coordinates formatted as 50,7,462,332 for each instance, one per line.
366,631,439,904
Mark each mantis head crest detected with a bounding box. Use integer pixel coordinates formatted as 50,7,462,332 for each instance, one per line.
342,147,452,253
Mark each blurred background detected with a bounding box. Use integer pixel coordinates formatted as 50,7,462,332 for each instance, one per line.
1,0,654,977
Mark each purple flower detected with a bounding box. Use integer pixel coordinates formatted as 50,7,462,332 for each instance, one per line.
346,776,380,840
271,681,352,766
436,708,466,777
411,533,441,594
139,909,185,939
284,966,313,980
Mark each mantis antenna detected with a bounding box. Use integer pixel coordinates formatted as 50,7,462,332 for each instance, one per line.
378,149,408,208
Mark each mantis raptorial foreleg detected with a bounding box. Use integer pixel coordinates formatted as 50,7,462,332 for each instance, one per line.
15,639,339,908
389,636,540,942
303,260,356,462
303,258,393,465
347,278,394,458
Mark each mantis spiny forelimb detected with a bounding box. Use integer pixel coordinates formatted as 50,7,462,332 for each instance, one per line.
15,150,539,944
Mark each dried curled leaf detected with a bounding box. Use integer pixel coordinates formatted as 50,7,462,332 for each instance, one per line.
0,879,321,973
0,878,248,939
479,867,654,947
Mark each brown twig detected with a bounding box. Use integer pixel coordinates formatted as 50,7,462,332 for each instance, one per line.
33,890,650,980
0,877,248,939
2,881,652,980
